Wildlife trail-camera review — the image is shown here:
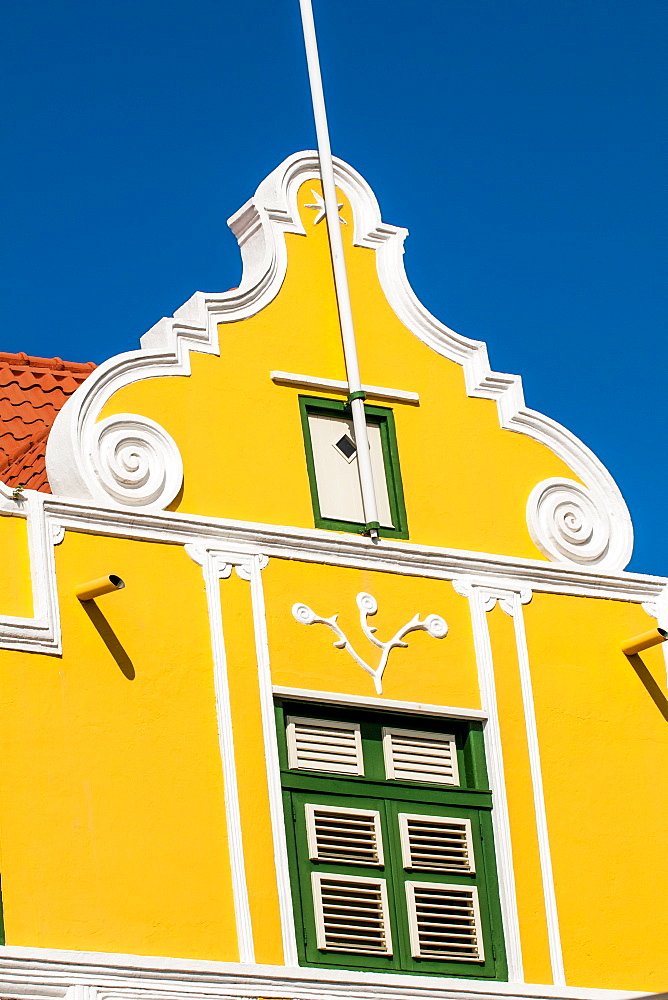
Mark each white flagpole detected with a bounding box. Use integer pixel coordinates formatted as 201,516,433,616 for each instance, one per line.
298,0,380,537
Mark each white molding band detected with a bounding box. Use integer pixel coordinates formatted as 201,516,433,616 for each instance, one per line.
42,500,651,600
0,486,62,654
183,544,255,964
42,149,632,570
270,370,419,404
501,591,565,987
452,579,524,983
243,553,300,967
272,685,488,721
0,946,645,1000
1,494,664,658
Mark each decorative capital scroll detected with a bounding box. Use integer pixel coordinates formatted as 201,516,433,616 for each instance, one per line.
235,553,269,581
292,591,448,694
453,577,532,617
185,543,268,580
50,522,66,545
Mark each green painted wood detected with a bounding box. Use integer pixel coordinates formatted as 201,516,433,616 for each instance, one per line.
276,700,507,981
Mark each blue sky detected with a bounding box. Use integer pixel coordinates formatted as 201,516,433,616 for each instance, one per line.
2,0,665,572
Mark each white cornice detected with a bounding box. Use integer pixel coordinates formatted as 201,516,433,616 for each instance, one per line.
0,946,646,1000
0,487,663,657
42,150,633,570
41,499,665,604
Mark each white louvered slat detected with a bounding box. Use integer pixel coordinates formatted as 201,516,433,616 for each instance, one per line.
312,872,392,954
305,804,384,866
399,813,475,873
382,727,459,785
287,717,364,775
405,882,484,962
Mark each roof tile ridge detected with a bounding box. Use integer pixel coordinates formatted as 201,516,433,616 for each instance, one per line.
9,380,83,397
0,352,97,374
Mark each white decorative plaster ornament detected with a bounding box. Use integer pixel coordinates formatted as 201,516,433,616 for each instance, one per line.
304,188,346,225
89,414,183,509
292,591,447,694
526,477,614,567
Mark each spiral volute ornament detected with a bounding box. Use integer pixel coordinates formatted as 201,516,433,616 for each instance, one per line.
89,413,183,510
356,592,378,616
422,613,449,639
527,477,611,566
292,602,318,625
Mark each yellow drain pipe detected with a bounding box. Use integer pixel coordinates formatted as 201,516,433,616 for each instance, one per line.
75,575,125,602
621,627,667,656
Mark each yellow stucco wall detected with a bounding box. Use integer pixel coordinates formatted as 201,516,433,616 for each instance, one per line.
0,531,237,960
524,593,668,990
0,170,664,994
0,515,33,618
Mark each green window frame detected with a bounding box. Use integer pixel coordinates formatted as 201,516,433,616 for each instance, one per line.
298,396,408,539
277,700,507,981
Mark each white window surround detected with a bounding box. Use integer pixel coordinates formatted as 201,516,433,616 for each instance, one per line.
273,686,489,721
305,803,384,866
271,370,420,405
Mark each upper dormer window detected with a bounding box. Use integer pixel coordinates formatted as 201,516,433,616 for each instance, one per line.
299,396,408,538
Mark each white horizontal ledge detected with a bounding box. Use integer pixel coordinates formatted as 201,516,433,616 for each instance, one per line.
0,945,645,1000
273,686,488,721
42,497,668,603
270,370,420,404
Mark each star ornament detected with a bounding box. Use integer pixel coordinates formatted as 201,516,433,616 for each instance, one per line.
304,189,347,226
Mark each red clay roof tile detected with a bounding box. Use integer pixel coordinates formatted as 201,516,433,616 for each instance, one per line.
0,352,96,493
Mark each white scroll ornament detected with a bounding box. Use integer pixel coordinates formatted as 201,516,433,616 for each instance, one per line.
89,413,183,510
526,477,612,566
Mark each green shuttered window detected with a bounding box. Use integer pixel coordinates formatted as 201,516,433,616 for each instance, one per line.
277,701,507,980
299,396,409,539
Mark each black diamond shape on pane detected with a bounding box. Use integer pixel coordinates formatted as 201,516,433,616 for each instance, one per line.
335,434,357,459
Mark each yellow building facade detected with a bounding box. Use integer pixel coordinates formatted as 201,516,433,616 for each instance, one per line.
0,152,666,1000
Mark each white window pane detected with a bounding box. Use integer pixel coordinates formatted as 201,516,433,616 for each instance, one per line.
308,413,394,527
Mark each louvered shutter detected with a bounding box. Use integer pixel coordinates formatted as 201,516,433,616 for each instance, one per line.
312,872,392,954
305,804,384,866
382,727,459,785
399,813,475,873
405,881,484,962
286,716,364,775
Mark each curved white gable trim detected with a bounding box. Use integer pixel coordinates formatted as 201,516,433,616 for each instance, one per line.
45,150,633,568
